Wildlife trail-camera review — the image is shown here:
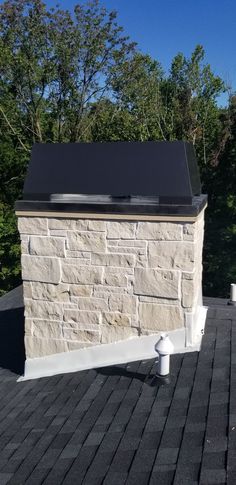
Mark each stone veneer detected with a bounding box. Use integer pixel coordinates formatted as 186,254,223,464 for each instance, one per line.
18,214,205,359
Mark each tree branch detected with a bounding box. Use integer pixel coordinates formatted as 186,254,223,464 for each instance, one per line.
0,106,30,152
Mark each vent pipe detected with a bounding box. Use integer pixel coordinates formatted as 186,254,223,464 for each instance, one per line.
155,333,174,377
229,284,236,306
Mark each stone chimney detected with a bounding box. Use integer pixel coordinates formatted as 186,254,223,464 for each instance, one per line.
16,142,207,379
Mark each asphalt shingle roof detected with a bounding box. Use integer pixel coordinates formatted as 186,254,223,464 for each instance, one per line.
0,291,235,484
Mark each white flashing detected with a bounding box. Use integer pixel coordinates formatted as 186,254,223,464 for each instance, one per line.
195,305,208,339
185,304,208,347
18,309,207,381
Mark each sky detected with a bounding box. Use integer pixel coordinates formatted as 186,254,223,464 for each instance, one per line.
44,0,236,106
6,0,236,105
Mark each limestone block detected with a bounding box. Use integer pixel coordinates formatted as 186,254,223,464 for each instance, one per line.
131,316,139,328
63,328,100,343
61,263,102,285
107,246,146,256
25,336,67,358
48,218,75,230
67,231,106,252
24,299,63,320
92,291,110,299
63,296,78,310
197,225,204,244
134,268,179,299
182,271,195,280
23,282,32,299
149,241,194,271
103,312,130,327
139,296,178,305
76,323,100,332
66,250,91,259
101,325,138,344
21,239,29,254
127,278,134,294
64,309,100,325
135,256,148,268
93,285,128,298
48,219,88,231
182,270,201,308
49,230,67,237
76,297,108,312
104,274,122,289
31,282,69,302
109,294,137,314
103,269,127,287
74,220,89,231
183,223,195,241
21,255,61,284
139,303,183,330
182,278,195,308
91,253,135,267
88,220,106,231
63,258,90,266
32,319,62,339
137,222,182,240
106,222,136,239
69,285,92,297
105,265,133,275
118,240,147,247
18,217,48,235
66,341,94,351
29,236,65,257
25,318,33,336
140,328,159,336
108,240,119,246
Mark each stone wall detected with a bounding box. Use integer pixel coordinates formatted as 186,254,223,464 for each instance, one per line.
18,214,204,358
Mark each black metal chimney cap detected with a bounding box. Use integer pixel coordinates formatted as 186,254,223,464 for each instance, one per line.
16,141,207,216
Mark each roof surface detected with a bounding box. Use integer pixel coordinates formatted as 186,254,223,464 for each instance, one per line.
0,294,235,484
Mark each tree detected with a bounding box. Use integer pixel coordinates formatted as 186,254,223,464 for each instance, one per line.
203,97,236,297
93,46,229,170
0,0,135,145
0,0,234,297
0,0,136,293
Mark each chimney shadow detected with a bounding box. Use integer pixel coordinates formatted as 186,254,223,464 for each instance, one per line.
0,286,25,375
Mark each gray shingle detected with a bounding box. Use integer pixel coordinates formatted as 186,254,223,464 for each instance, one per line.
0,295,234,484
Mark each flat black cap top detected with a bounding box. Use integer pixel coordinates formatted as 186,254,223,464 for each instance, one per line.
23,141,201,203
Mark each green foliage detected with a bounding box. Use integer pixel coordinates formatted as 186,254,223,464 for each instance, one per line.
0,203,21,296
203,97,236,297
0,0,235,297
0,0,135,143
0,0,136,294
203,196,236,297
89,99,135,141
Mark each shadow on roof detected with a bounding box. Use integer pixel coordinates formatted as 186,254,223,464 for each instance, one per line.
96,364,170,387
0,285,25,375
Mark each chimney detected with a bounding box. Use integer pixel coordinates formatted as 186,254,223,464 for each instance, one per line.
16,141,207,379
